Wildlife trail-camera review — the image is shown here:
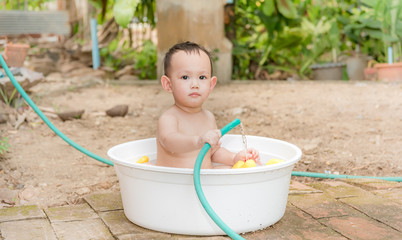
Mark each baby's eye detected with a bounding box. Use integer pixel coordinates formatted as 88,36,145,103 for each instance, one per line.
181,75,189,80
199,75,207,80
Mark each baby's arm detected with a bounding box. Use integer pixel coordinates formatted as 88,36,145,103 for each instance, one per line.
158,114,221,153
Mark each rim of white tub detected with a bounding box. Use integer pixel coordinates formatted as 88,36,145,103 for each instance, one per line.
107,134,302,175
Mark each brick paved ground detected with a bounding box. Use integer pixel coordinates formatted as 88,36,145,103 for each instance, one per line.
0,178,401,240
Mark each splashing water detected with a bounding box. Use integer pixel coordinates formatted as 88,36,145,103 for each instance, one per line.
240,122,248,160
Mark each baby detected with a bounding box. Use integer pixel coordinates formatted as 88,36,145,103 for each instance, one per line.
156,41,260,169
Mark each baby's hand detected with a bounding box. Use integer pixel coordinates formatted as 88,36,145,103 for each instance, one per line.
200,130,222,149
234,148,261,165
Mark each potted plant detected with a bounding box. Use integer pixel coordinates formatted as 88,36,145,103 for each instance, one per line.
340,5,375,80
363,0,402,81
3,43,30,67
307,16,345,80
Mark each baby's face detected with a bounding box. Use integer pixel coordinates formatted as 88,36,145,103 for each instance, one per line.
167,51,216,110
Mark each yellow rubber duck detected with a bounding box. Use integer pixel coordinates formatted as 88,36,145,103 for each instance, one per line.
232,159,257,169
136,155,149,163
266,158,284,165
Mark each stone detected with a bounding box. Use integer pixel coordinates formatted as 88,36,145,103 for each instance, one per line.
106,105,129,117
57,109,85,121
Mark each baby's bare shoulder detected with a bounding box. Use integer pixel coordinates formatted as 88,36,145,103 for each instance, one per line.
203,109,215,119
158,108,178,124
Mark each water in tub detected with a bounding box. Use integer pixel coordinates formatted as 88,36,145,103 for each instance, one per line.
129,152,285,167
127,124,285,167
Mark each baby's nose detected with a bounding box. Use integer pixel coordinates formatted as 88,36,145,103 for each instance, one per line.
190,79,199,88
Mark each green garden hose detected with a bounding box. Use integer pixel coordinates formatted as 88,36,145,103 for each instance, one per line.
193,118,245,240
0,54,113,166
292,171,401,182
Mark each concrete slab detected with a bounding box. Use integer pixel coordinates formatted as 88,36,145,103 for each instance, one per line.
243,204,346,240
51,218,114,240
0,219,57,240
372,188,402,205
0,205,45,222
45,203,99,222
308,181,372,199
289,180,322,195
84,192,123,212
319,213,402,240
289,193,357,219
341,178,402,190
100,210,227,239
340,195,402,231
99,210,155,236
1,181,398,240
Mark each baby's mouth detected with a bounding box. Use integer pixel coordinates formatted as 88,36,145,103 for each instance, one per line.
189,92,200,97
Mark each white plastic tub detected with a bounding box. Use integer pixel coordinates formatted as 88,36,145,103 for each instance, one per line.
107,134,302,235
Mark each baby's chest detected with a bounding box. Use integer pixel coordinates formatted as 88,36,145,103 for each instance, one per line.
177,118,215,135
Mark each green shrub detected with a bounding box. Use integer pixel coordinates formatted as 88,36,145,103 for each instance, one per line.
0,137,10,155
133,40,157,79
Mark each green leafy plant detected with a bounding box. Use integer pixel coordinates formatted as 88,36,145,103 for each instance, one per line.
340,6,379,54
100,38,156,79
0,0,54,10
112,0,155,28
299,16,333,74
0,137,10,155
361,0,402,62
113,0,140,27
100,38,124,70
133,40,157,79
232,0,304,79
0,88,17,106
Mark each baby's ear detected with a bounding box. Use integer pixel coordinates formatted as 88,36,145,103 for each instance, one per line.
210,76,217,90
161,75,173,92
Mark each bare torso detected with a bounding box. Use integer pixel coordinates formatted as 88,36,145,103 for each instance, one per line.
156,106,217,168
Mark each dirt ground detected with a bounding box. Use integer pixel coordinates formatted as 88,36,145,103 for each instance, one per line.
0,79,401,208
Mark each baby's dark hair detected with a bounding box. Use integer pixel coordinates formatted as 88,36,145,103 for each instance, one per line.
163,41,213,77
